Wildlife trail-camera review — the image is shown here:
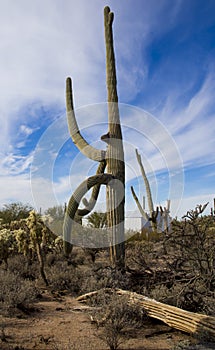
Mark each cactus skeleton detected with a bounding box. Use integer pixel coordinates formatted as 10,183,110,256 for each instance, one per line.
132,149,157,231
131,149,171,232
63,6,125,268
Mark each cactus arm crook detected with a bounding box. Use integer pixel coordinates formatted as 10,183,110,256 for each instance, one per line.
66,77,106,162
79,160,106,216
63,172,114,256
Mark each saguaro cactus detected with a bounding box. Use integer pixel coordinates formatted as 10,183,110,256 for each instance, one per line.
63,6,125,269
131,149,171,233
131,149,157,231
103,6,125,267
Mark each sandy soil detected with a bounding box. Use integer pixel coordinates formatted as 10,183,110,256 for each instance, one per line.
0,290,195,350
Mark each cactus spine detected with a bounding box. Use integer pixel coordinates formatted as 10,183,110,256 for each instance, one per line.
63,7,125,269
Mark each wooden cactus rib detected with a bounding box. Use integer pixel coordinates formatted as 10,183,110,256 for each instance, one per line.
63,173,114,256
77,288,215,338
116,289,215,336
66,77,106,162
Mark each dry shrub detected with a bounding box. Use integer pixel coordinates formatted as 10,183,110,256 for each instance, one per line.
48,261,84,294
7,254,38,280
89,290,147,350
80,265,131,295
172,339,215,350
0,269,38,315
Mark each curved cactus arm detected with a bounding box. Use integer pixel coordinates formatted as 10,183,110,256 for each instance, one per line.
66,77,106,162
79,160,106,216
131,186,149,221
63,173,114,256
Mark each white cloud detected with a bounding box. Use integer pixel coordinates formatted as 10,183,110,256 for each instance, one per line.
19,125,36,136
0,173,33,207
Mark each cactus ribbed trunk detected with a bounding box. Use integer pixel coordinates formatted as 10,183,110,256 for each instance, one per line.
104,7,125,268
63,7,125,269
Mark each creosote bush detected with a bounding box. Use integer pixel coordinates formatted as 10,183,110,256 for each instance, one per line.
89,290,147,350
162,205,215,313
48,260,84,294
7,254,38,281
0,269,38,315
125,204,215,315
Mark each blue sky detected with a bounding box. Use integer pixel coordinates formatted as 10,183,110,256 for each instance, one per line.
0,0,214,221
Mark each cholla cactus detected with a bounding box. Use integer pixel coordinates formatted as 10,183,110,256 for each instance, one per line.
27,211,42,242
54,236,63,253
0,228,15,267
24,210,49,285
1,211,58,283
14,227,31,256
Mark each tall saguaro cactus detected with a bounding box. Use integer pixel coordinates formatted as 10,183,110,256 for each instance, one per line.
103,6,125,267
63,6,125,269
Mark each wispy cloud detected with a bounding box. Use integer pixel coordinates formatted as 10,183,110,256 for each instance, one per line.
0,0,214,221
156,68,215,168
0,0,108,155
0,153,33,176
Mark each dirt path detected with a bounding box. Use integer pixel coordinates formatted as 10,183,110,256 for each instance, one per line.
0,291,192,350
